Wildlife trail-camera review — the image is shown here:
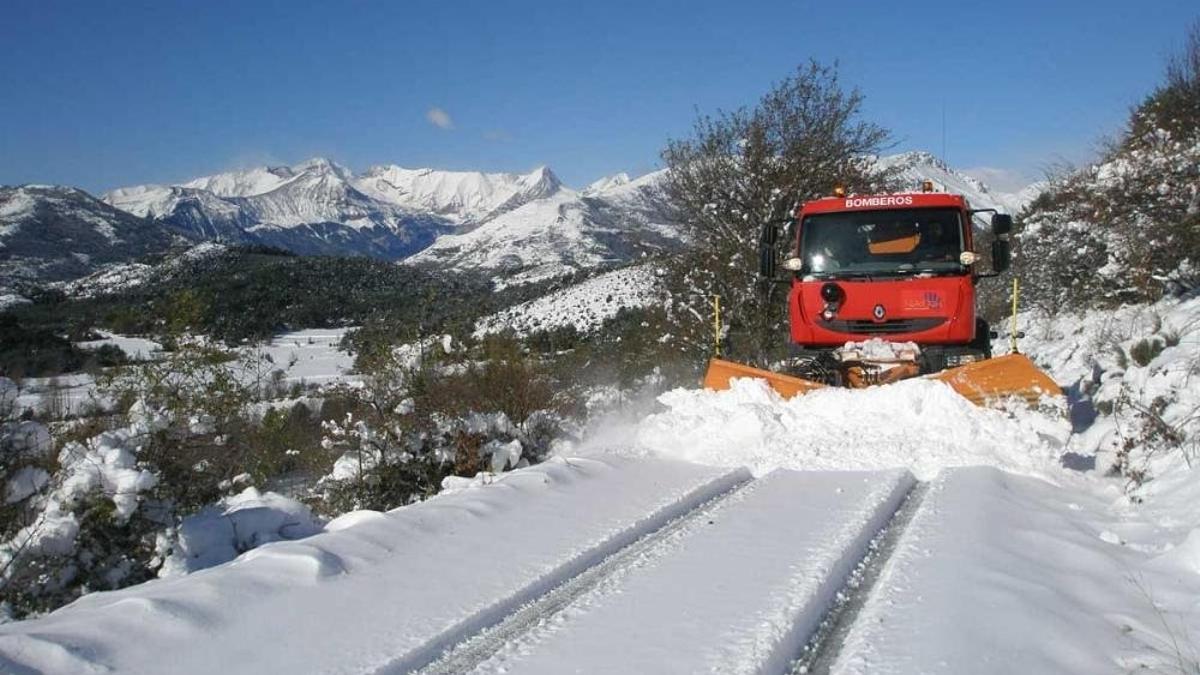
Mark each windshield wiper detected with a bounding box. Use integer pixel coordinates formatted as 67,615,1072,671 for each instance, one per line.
827,271,877,281
889,265,965,276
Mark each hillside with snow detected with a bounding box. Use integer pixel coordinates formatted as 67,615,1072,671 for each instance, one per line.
405,171,678,287
0,186,184,293
475,264,661,336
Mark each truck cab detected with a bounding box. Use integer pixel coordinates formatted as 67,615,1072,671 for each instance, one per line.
762,187,1013,375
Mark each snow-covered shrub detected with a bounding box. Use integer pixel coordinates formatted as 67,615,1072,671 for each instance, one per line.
158,487,322,577
0,421,162,617
1017,25,1200,314
315,332,571,514
0,339,335,619
1023,295,1200,494
0,417,57,544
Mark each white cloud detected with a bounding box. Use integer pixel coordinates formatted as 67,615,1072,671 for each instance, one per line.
426,107,454,130
961,166,1033,194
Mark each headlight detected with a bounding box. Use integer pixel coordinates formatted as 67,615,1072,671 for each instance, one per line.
783,257,804,271
820,282,845,303
959,251,979,265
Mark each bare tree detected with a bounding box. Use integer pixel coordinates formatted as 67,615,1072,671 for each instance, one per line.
660,61,893,365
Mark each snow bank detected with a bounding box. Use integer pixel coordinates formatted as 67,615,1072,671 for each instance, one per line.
1,420,53,459
1003,294,1200,497
628,376,1070,481
160,488,324,577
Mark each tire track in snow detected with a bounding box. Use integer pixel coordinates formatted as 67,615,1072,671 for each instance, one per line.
790,481,930,674
412,478,760,675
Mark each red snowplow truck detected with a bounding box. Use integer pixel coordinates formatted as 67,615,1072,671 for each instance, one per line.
703,184,1061,405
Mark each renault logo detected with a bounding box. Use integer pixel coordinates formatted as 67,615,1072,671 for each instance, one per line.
872,304,886,322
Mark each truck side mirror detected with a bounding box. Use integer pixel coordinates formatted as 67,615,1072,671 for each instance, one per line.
758,220,777,278
991,238,1011,273
991,214,1013,236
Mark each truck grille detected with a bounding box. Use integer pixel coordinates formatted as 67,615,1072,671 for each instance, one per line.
819,317,946,335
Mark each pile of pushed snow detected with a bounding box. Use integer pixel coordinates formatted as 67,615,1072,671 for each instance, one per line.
626,377,1069,481
475,264,660,337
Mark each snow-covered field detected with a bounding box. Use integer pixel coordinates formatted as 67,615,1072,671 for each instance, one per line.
75,330,162,360
255,328,357,386
3,294,1199,673
11,328,358,418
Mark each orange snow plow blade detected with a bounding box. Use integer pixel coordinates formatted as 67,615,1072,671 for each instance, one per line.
702,359,826,399
929,353,1062,406
702,353,1060,407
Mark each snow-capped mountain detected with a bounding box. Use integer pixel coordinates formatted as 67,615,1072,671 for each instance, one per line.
103,159,680,280
0,185,184,292
105,184,253,241
878,151,1039,215
582,172,631,196
354,165,563,225
405,168,678,287
181,163,300,197
106,159,456,259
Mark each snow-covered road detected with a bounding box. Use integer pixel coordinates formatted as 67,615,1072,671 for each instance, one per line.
7,452,1161,675
0,455,931,675
2,451,1197,674
437,469,913,675
0,449,922,674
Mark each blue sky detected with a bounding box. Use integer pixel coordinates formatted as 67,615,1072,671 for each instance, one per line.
1,1,1196,193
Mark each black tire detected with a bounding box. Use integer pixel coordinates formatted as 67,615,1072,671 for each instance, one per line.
972,318,993,359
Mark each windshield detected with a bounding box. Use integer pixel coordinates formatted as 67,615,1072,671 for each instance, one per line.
798,207,964,276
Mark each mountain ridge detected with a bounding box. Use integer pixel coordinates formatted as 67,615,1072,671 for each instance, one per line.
2,153,1040,295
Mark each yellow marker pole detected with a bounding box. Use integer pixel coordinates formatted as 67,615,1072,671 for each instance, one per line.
712,295,722,357
1010,278,1020,354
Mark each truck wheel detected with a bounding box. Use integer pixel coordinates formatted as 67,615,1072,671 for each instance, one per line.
973,319,993,359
